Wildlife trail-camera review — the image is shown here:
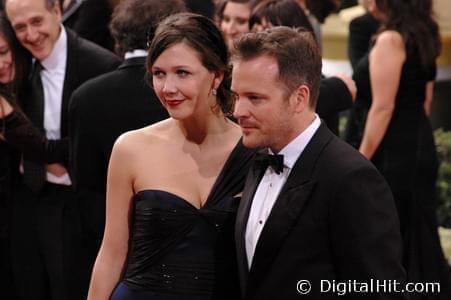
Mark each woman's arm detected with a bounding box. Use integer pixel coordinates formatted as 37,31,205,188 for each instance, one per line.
1,96,68,164
0,95,13,117
88,133,135,300
423,80,434,116
359,30,406,159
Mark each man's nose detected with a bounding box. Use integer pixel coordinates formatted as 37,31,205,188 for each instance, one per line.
25,26,39,43
233,97,247,119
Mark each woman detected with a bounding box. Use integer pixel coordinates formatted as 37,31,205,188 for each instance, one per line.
88,13,255,300
216,0,252,50
347,0,451,296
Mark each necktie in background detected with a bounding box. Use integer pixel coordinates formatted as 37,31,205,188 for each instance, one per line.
22,62,46,193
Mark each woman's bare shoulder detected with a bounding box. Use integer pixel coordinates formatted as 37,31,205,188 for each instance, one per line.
110,119,173,159
375,30,404,49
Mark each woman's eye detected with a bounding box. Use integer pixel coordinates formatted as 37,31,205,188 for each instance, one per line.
152,70,164,78
237,18,248,26
176,70,189,77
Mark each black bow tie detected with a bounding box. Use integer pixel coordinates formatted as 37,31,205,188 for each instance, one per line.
255,153,285,174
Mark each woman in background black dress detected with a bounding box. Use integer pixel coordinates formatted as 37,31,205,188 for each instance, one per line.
346,0,451,298
88,13,255,300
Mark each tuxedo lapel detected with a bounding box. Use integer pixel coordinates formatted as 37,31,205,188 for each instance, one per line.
235,154,267,295
61,29,78,136
246,123,334,295
28,61,45,131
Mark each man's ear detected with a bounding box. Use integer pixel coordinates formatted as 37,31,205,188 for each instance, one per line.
52,0,62,19
292,84,311,113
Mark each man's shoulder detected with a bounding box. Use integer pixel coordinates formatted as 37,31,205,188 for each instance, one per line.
71,62,148,101
320,133,378,174
69,63,153,115
66,28,120,65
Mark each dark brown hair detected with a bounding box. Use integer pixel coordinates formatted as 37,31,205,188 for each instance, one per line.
109,0,186,56
148,13,233,115
215,0,252,24
0,10,31,102
305,0,340,23
232,26,321,108
249,0,314,35
375,0,440,68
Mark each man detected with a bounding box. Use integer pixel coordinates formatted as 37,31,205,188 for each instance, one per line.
5,0,120,299
68,0,184,288
61,0,115,51
348,0,380,70
232,27,407,299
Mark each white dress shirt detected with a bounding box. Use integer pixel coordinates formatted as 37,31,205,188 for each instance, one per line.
245,115,321,268
124,49,148,59
41,26,71,185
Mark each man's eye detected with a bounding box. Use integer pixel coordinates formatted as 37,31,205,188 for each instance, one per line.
31,19,43,26
14,25,26,32
248,95,260,101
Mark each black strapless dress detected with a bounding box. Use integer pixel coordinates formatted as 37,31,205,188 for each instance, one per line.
111,140,256,300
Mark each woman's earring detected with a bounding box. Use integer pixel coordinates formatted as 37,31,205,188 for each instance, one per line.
211,89,217,96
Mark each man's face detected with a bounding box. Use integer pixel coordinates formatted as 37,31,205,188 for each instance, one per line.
6,0,61,61
232,55,298,153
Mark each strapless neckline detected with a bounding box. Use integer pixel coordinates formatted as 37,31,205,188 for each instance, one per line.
134,189,209,211
133,138,246,210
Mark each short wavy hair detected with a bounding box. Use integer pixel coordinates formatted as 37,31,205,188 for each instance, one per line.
232,26,322,109
109,0,186,56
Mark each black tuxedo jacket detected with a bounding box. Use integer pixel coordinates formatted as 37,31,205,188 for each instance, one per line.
235,123,407,300
68,56,168,252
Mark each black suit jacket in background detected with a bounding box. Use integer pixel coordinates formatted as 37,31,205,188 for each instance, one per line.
63,0,114,51
235,123,407,300
68,56,169,263
348,12,380,70
317,76,353,135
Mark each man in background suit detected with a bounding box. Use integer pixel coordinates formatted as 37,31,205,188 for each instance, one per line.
5,0,120,299
68,0,185,290
61,0,115,51
348,5,379,70
232,27,407,299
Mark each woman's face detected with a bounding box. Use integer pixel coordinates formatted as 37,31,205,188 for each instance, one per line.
151,42,221,120
220,2,251,49
0,34,15,84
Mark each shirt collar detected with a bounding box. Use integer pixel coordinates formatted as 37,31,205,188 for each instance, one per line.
269,114,321,169
41,25,67,72
124,49,148,59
